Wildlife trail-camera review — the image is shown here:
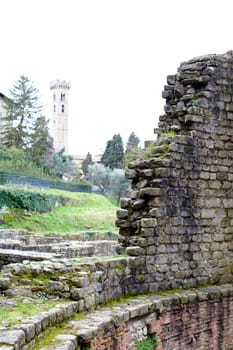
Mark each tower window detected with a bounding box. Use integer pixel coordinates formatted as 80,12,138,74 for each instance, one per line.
61,93,65,101
61,104,65,112
53,105,56,112
53,94,56,101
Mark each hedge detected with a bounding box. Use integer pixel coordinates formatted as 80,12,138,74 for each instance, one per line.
0,187,68,213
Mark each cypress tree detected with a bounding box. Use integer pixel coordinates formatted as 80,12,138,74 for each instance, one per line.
101,134,124,169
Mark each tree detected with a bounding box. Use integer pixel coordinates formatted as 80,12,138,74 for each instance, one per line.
87,163,130,200
124,132,141,167
101,134,124,169
28,115,54,170
82,152,93,176
109,169,130,205
87,163,111,193
49,149,78,179
1,75,43,149
125,132,140,153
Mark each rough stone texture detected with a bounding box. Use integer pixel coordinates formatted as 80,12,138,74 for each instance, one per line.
0,257,135,309
0,230,118,270
2,51,233,349
117,51,233,291
1,285,232,350
72,285,233,350
0,302,78,349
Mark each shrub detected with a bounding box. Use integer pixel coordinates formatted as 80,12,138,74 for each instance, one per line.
0,187,68,213
135,334,158,350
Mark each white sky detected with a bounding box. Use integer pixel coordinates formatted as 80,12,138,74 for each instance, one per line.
1,0,232,155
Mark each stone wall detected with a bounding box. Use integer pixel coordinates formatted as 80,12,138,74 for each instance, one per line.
0,230,118,270
1,284,233,349
116,51,233,292
2,51,233,349
76,285,233,350
0,258,135,310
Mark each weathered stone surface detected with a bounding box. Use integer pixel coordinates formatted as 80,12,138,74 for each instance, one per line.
0,277,10,290
12,323,35,342
5,287,32,298
131,199,146,209
47,281,64,291
125,169,137,179
54,334,78,350
139,188,161,197
0,330,25,349
71,276,89,288
2,51,233,350
1,285,233,350
140,218,157,228
118,51,233,290
126,246,145,256
116,209,128,219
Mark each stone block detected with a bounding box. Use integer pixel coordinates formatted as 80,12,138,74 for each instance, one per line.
47,281,64,291
146,246,156,254
71,276,89,288
0,330,25,349
115,219,131,228
120,198,131,208
125,169,137,179
149,207,166,218
12,323,35,343
226,103,233,112
138,169,153,177
201,209,216,218
139,188,161,197
167,75,176,85
0,277,10,290
55,334,78,350
132,199,146,209
140,218,157,228
140,228,156,237
116,209,128,219
212,234,224,242
154,168,171,178
70,287,89,300
126,246,145,256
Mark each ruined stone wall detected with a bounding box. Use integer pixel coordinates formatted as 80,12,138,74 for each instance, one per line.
78,285,233,350
1,284,233,350
2,52,233,349
0,258,135,310
117,51,233,291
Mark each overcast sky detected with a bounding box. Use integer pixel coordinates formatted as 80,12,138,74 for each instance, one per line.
1,0,232,155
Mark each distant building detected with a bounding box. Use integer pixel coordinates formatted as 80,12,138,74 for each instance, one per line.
72,154,102,167
0,92,10,142
50,80,71,154
71,153,103,177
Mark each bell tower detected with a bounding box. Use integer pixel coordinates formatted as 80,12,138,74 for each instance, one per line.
50,79,71,153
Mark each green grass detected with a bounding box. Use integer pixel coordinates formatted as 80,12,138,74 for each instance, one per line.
0,297,66,327
1,188,118,234
30,324,67,350
135,334,158,350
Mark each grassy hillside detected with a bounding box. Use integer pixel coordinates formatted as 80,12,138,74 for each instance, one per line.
1,188,118,234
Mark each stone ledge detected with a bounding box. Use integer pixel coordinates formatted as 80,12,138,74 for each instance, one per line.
0,249,62,260
0,302,78,350
1,284,232,349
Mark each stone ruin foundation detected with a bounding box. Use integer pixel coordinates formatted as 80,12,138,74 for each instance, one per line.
116,50,233,292
1,51,233,349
